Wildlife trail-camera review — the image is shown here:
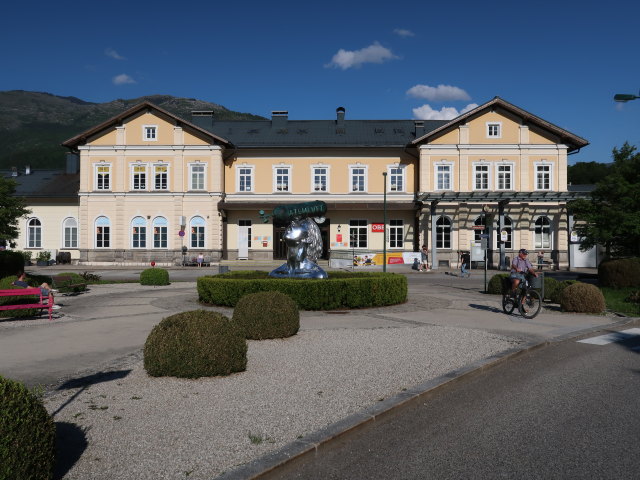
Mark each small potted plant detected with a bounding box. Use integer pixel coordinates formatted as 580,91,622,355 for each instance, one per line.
21,250,33,266
36,250,51,266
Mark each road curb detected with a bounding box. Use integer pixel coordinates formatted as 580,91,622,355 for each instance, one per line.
216,315,640,480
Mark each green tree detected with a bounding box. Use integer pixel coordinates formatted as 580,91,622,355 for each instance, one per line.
569,142,640,258
0,176,30,246
567,161,612,185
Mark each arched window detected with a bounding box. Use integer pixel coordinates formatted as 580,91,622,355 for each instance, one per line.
535,216,551,249
436,216,452,249
473,216,487,243
95,216,110,248
153,217,168,249
63,217,78,248
132,217,147,248
190,216,205,249
27,218,42,248
496,216,513,250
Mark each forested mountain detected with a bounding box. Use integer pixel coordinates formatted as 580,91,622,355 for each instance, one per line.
0,90,264,169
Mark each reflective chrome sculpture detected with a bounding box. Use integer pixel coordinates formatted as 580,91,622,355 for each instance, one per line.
260,201,328,279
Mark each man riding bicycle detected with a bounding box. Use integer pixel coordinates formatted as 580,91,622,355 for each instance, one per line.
510,249,538,295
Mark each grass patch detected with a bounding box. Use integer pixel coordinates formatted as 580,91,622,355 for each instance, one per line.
601,287,640,316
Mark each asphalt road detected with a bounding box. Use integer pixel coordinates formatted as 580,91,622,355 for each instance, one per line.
264,325,640,480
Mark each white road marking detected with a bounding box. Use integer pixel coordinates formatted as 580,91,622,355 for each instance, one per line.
578,328,640,345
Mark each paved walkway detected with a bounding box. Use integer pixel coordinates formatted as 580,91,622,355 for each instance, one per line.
0,266,627,479
0,266,614,389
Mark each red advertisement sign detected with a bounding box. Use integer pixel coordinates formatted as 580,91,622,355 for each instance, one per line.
388,257,404,264
371,223,385,232
336,234,343,242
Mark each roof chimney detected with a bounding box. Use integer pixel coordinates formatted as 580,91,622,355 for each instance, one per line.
414,120,425,138
191,111,214,131
336,107,345,126
271,111,288,130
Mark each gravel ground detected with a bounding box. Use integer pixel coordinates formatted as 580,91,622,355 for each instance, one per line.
44,325,521,479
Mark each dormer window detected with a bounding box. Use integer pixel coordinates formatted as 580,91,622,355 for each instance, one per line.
143,125,158,141
487,122,501,138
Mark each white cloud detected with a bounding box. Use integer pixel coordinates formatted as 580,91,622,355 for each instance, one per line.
325,42,399,70
393,28,415,37
105,48,125,60
113,73,136,85
412,103,478,120
406,84,471,102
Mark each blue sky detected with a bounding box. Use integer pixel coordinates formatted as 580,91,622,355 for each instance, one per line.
2,0,639,165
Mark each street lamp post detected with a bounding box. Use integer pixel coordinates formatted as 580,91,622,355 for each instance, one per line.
383,172,387,273
614,91,640,102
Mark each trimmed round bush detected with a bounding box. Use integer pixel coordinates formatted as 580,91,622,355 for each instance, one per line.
198,271,407,310
232,291,299,339
550,279,579,304
140,267,169,286
144,310,247,378
560,283,606,313
0,375,56,480
0,276,39,318
598,257,640,288
488,273,510,295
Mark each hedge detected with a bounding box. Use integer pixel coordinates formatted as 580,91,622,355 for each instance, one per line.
197,270,407,310
598,258,640,288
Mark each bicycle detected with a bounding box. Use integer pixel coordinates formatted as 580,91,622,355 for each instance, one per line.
501,273,542,319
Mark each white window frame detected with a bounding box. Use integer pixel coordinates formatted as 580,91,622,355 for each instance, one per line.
388,165,406,193
349,219,368,248
389,219,404,248
190,216,206,249
131,216,147,249
62,217,78,249
189,162,206,191
310,164,330,192
131,162,147,191
486,122,502,138
273,164,292,193
27,217,42,248
95,163,111,191
349,165,368,193
496,162,514,191
143,125,158,141
534,162,553,191
152,217,168,249
434,162,453,191
237,164,254,192
153,163,169,191
95,216,111,249
473,162,491,191
534,216,552,249
436,216,452,249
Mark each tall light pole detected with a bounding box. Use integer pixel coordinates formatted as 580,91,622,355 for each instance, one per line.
383,172,387,273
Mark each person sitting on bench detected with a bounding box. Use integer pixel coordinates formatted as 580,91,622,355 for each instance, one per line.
13,272,61,309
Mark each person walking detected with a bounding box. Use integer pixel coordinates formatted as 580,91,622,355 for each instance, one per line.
196,253,204,267
418,245,429,271
460,251,471,278
537,251,544,271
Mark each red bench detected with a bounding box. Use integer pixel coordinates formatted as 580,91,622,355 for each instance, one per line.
0,287,55,321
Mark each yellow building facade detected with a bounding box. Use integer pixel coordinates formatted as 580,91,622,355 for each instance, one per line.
57,97,588,269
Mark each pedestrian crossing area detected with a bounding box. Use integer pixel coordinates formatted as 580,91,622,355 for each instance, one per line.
577,328,640,346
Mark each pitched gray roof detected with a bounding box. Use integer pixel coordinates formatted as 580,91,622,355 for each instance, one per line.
197,116,448,148
2,169,79,198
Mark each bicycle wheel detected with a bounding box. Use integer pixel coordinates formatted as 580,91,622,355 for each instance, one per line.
519,289,542,319
502,293,516,314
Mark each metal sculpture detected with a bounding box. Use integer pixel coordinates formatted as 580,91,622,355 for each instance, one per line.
259,201,328,279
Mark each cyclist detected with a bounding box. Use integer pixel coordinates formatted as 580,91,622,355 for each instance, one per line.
510,249,538,295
